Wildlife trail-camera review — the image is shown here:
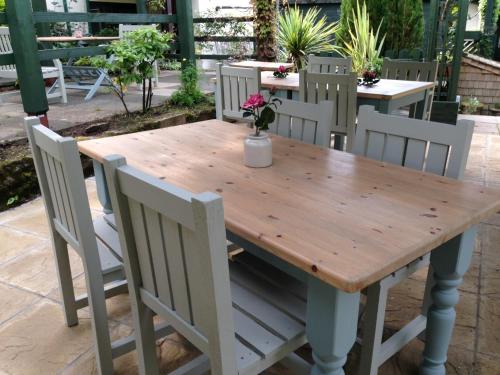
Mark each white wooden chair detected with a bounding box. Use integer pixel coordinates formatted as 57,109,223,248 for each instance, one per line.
215,63,261,122
119,24,160,87
307,55,352,74
352,106,475,375
267,98,333,148
380,58,438,120
299,70,358,151
102,155,310,375
1,27,67,103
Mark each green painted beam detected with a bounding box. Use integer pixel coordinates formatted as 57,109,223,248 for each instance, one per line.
0,12,7,24
0,52,15,66
61,0,72,34
176,0,195,62
136,0,147,14
195,36,255,42
6,0,48,115
32,12,177,24
30,0,50,36
425,0,439,61
192,16,254,23
448,0,469,101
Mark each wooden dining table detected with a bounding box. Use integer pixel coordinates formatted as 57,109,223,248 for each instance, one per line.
79,120,500,375
228,60,295,71
261,72,435,119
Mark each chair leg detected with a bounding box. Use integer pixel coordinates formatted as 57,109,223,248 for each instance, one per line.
133,301,160,375
85,73,107,101
359,281,388,375
51,233,78,327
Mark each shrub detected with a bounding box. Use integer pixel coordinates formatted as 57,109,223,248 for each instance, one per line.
340,1,385,74
278,6,341,71
170,62,206,107
0,0,5,13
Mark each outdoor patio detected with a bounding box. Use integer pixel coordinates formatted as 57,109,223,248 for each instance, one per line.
0,115,499,375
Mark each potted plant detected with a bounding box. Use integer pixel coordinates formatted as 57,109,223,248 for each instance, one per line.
273,65,289,79
490,103,500,116
358,68,380,87
461,96,482,115
241,91,282,168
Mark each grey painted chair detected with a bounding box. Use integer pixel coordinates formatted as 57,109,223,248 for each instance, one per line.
299,70,358,151
380,58,438,120
307,54,352,74
267,98,333,148
24,117,127,374
215,63,261,122
352,106,475,375
103,155,309,375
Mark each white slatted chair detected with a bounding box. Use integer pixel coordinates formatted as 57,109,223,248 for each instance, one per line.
102,155,309,375
1,27,67,103
215,63,261,122
119,24,160,87
380,58,438,120
268,98,333,148
352,106,475,375
307,55,352,74
299,70,358,151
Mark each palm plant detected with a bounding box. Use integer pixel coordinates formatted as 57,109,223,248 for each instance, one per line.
341,1,385,74
278,6,341,71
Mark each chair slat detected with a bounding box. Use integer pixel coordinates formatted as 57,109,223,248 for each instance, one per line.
230,76,239,112
404,139,427,171
143,206,173,309
366,132,385,161
54,160,78,239
425,143,449,176
307,55,352,74
128,198,158,297
383,135,406,165
40,150,62,223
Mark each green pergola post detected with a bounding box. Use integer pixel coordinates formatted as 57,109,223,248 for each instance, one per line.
448,0,468,101
176,0,195,62
136,0,147,14
5,0,48,115
484,0,497,54
31,0,49,37
425,0,440,62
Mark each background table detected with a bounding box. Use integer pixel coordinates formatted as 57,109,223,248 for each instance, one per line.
79,121,500,375
228,60,294,71
37,36,119,43
261,72,435,119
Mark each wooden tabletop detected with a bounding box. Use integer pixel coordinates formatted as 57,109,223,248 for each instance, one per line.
229,61,295,71
78,121,500,292
37,36,119,43
260,72,435,100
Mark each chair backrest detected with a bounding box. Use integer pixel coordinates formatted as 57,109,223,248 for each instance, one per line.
353,106,475,180
299,70,357,149
102,155,237,374
119,24,157,38
380,58,438,82
24,117,98,257
307,55,352,74
215,63,261,121
0,27,16,70
267,98,332,147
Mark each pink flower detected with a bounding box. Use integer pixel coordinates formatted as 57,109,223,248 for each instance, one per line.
277,65,287,73
242,93,266,109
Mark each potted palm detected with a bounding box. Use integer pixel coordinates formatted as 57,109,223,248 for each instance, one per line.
241,92,281,168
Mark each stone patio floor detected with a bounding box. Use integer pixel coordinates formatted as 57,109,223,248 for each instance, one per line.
0,115,500,374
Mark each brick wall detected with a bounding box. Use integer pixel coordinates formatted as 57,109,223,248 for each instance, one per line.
458,54,500,105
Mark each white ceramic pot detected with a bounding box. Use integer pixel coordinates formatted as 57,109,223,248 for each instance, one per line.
244,133,272,168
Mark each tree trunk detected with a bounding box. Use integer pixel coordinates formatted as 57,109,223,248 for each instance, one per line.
251,0,277,61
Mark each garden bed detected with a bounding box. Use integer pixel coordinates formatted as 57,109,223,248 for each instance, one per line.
0,100,216,212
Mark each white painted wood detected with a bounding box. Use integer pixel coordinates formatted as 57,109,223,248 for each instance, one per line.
353,106,475,375
307,55,352,74
268,98,333,148
215,63,261,122
103,155,308,375
1,27,67,103
299,70,357,150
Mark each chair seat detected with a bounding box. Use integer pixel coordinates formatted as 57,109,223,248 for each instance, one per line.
93,215,123,277
229,255,307,374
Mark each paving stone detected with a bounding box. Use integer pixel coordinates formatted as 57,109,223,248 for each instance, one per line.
0,198,49,237
0,244,83,296
0,282,40,326
477,295,500,357
0,225,47,266
474,352,500,375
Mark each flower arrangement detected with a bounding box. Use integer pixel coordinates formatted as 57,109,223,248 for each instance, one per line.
358,68,380,87
273,65,289,79
242,91,282,136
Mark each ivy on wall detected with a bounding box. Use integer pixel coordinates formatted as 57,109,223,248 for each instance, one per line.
251,0,277,61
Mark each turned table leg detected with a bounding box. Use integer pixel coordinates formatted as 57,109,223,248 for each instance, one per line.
307,277,360,375
420,226,477,375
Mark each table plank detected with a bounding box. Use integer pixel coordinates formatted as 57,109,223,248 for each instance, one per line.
37,36,119,43
229,61,294,71
78,120,500,292
260,72,434,100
